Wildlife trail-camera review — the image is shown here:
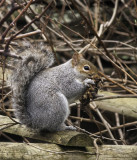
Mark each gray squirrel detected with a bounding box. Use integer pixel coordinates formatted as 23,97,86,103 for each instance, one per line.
11,47,99,132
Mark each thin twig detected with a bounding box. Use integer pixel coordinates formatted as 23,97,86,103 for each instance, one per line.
89,102,118,145
1,0,33,42
4,1,54,51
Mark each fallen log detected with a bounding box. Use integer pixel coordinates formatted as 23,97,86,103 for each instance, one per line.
0,115,93,147
96,91,137,118
0,142,137,160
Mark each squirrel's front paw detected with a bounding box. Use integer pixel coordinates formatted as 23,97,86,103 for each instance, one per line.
83,78,95,87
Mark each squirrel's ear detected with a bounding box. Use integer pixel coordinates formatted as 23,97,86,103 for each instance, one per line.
72,52,83,66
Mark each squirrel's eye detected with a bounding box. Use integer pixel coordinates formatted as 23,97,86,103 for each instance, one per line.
84,65,90,70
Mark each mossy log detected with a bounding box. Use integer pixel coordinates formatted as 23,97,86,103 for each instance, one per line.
96,91,137,118
0,115,93,147
1,142,137,160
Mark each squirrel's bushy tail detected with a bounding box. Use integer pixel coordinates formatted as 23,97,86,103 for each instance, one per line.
11,48,54,126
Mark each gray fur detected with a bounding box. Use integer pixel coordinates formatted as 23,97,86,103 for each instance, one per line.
11,49,94,132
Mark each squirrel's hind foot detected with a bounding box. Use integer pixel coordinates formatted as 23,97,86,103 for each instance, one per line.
65,126,76,131
56,124,76,131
